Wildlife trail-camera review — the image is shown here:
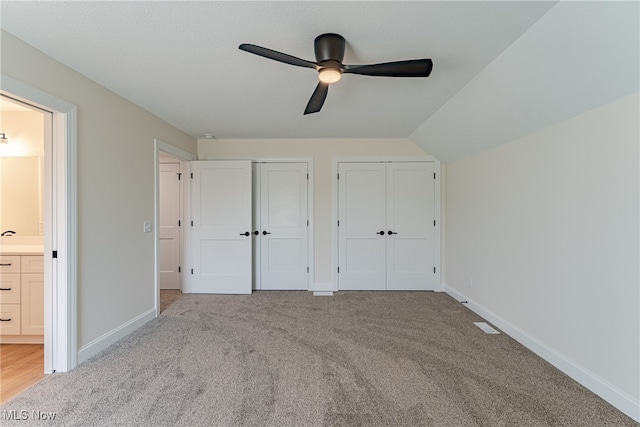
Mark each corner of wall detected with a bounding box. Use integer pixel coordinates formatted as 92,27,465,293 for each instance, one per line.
444,285,640,423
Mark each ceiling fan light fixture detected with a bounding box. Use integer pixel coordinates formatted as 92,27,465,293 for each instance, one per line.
318,68,341,84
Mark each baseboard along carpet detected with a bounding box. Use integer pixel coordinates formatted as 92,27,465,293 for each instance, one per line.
1,291,635,426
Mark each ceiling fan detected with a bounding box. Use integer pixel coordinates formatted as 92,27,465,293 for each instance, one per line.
239,33,433,115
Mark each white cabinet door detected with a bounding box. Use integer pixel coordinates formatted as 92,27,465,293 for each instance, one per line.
159,162,181,289
21,273,44,335
338,163,387,290
259,163,308,290
191,161,252,294
338,162,437,291
386,162,436,290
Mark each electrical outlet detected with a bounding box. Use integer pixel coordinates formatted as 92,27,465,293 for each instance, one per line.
143,221,152,233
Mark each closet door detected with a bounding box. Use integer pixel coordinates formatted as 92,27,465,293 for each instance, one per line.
252,163,262,290
386,162,436,290
191,161,252,294
338,161,437,291
259,163,308,290
337,163,386,290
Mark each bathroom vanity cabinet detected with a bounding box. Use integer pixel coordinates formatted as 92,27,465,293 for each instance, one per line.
0,253,44,343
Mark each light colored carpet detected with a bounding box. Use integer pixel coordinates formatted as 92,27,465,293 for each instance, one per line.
1,291,635,426
160,289,182,313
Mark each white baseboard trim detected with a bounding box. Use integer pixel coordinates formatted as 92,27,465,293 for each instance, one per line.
444,285,639,423
313,291,334,296
312,282,336,293
77,308,156,365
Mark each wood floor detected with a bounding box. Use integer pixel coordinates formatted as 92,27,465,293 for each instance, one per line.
0,344,45,404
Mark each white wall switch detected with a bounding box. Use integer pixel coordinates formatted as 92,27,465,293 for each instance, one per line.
143,221,152,233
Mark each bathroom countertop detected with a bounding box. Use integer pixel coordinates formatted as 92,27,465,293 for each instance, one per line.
0,245,45,255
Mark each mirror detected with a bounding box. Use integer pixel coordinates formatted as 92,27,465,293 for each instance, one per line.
0,97,45,237
0,156,44,235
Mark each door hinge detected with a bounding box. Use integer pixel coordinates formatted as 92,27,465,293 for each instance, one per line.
190,172,194,179
434,172,436,179
434,267,436,274
52,250,58,259
191,220,194,227
307,266,309,273
178,266,181,273
337,220,340,226
177,173,182,181
434,220,436,226
337,173,339,180
178,220,181,227
307,219,309,226
191,268,194,275
337,266,340,273
307,173,309,180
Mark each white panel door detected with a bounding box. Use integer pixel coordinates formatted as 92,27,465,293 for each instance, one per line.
252,163,262,290
259,163,308,290
159,163,181,289
386,162,436,290
338,163,387,290
191,161,252,294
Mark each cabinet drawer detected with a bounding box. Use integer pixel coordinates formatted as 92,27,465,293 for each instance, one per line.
0,256,21,273
0,274,21,304
0,304,21,335
22,256,44,273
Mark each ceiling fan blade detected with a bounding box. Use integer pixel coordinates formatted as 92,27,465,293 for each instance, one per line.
343,59,433,77
304,82,329,115
239,44,318,69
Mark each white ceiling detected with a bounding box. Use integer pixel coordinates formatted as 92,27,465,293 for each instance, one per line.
1,1,638,163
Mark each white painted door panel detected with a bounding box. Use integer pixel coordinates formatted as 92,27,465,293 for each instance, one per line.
159,163,180,289
338,163,386,290
259,163,308,290
386,162,436,290
338,162,436,291
191,161,252,294
252,163,262,290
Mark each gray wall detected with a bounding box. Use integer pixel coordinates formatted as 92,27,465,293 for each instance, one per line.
445,93,639,415
1,31,197,351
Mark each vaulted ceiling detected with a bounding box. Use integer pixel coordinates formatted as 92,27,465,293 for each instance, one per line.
1,1,638,163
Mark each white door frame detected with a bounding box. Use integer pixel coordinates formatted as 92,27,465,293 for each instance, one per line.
153,139,195,313
1,75,77,372
332,156,442,292
198,157,315,292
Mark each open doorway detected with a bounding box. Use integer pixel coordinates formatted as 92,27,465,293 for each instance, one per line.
0,95,47,402
154,139,195,316
1,76,78,380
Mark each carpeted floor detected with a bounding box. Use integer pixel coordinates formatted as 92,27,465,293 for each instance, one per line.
160,289,182,313
0,291,635,426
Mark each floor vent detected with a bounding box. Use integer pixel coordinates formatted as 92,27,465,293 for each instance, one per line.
474,322,500,334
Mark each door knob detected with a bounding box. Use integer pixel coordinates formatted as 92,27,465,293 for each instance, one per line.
262,230,271,235
240,232,250,236
377,231,385,235
388,231,398,235
253,231,259,235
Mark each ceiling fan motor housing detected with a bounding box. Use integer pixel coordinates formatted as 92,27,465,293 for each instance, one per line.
314,33,346,65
